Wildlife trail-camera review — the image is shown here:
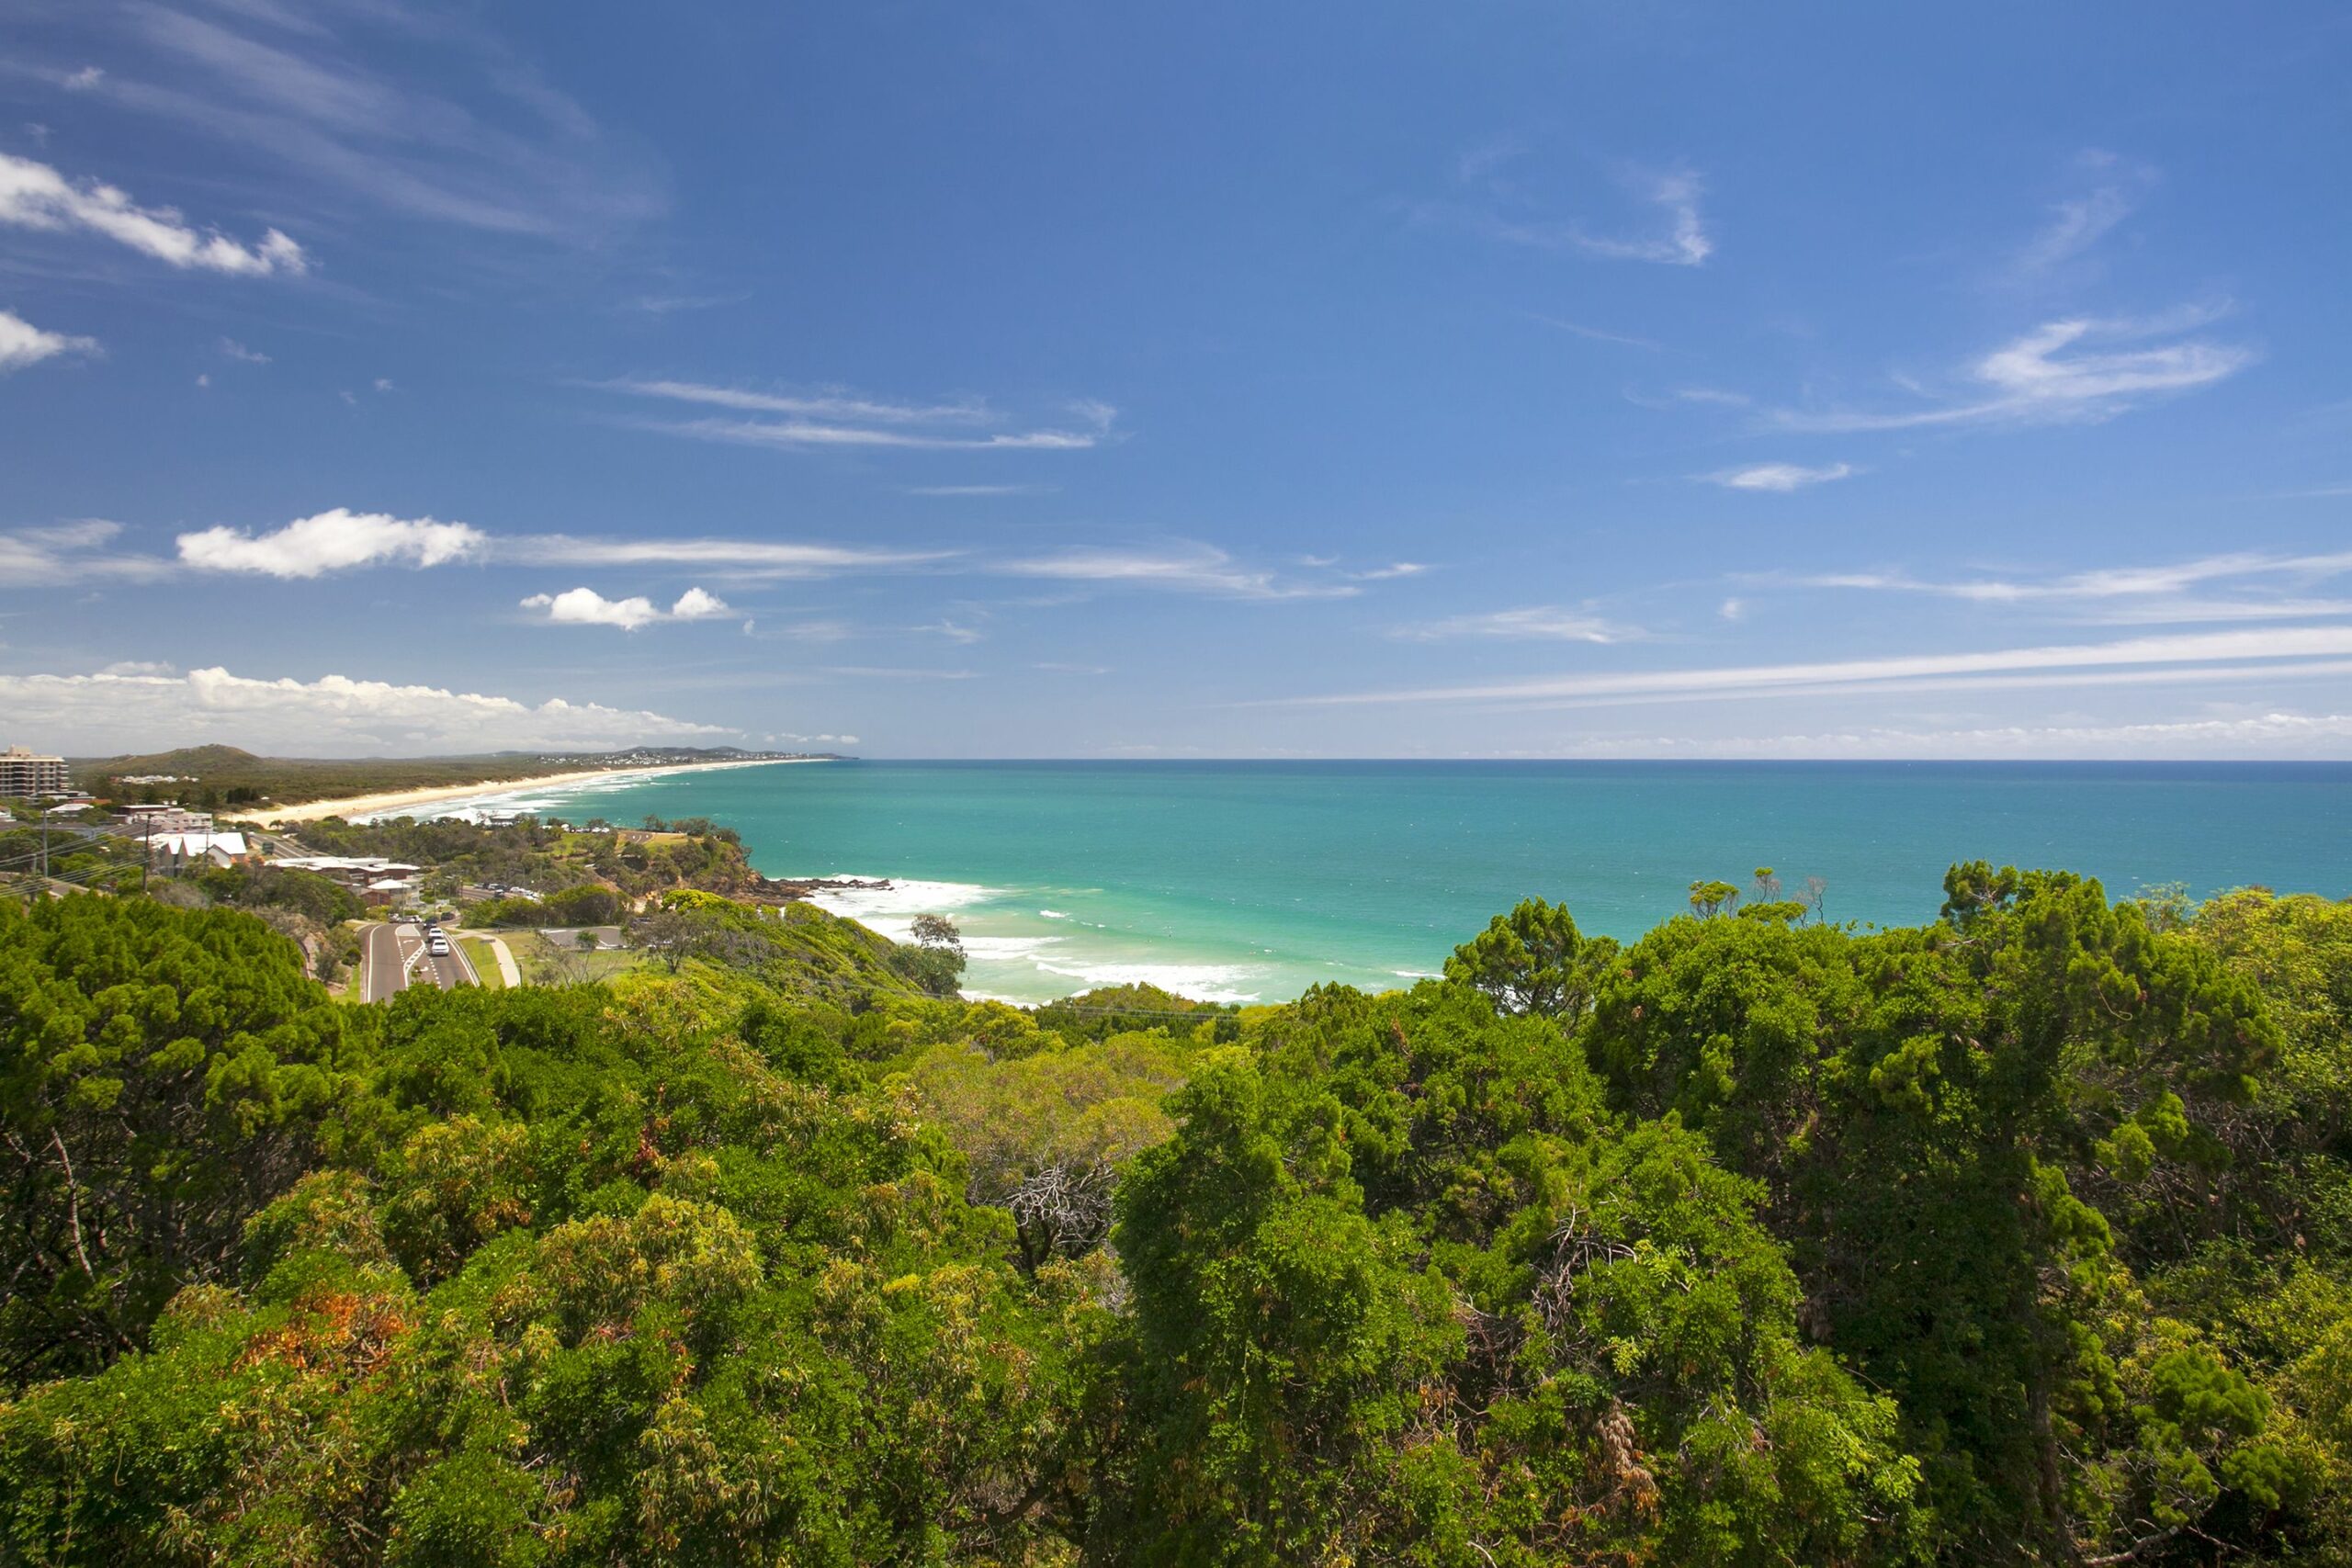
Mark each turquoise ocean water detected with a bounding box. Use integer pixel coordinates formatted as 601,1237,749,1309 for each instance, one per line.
416,761,2352,1006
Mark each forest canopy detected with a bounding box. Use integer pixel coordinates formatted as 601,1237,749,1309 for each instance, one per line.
3,870,2351,1565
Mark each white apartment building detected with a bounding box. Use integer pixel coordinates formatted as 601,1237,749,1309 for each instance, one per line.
0,746,70,798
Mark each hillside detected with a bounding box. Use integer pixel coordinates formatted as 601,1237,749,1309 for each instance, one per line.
4,873,2350,1563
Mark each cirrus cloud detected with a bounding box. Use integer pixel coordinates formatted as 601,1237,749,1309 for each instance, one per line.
0,665,729,755
1705,462,1855,492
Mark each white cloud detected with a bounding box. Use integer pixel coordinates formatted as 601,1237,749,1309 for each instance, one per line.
177,508,483,577
219,336,269,363
1705,461,1856,492
1265,625,2352,709
0,519,169,585
1576,170,1712,266
0,151,308,275
521,585,737,629
1453,706,2352,761
1772,310,2253,433
1391,606,1638,643
1440,164,1713,266
919,617,984,644
2010,151,2157,279
1554,711,2352,761
605,378,990,423
603,378,1111,452
1719,598,1746,621
521,587,659,629
655,417,1102,452
62,66,104,91
1530,314,1663,351
507,535,950,578
50,6,662,243
668,586,732,620
373,377,393,392
1003,545,1360,601
1789,549,2352,612
0,666,729,755
0,308,98,371
1352,561,1430,581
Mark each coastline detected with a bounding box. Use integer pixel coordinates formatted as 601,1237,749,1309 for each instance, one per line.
259,757,827,826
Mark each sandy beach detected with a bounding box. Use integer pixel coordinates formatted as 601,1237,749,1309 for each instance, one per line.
261,757,825,826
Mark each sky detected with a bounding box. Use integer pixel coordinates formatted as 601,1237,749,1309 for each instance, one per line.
1,1,2348,760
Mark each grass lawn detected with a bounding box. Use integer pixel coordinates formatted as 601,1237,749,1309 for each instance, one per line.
457,934,506,990
502,929,646,986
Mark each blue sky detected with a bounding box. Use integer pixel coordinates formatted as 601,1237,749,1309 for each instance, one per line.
2,1,2348,759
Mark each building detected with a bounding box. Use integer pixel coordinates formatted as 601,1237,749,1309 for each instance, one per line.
269,853,425,890
0,746,70,798
150,831,254,872
117,804,215,836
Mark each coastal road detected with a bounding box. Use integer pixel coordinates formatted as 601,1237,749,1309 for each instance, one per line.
359,921,480,998
359,922,413,1003
418,939,467,992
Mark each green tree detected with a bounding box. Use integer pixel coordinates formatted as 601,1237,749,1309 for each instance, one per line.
1442,896,1618,1022
0,897,375,1383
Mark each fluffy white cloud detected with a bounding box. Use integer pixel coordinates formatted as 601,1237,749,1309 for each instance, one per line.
520,586,735,629
177,508,484,577
0,308,98,372
668,586,733,620
0,152,308,275
0,666,729,755
1706,462,1855,492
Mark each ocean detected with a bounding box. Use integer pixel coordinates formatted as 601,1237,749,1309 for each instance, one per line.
424,761,2352,1006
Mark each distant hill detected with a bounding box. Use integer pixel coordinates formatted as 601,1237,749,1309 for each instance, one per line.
68,745,828,807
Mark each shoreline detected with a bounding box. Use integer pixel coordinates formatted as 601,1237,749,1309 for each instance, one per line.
259,757,827,826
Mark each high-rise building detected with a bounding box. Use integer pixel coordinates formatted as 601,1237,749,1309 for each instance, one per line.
0,746,70,798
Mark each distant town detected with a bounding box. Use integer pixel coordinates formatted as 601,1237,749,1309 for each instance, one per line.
1,741,869,1003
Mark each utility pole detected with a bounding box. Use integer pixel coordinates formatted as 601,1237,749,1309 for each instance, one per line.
140,812,153,894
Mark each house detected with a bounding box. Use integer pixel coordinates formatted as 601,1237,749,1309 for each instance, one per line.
150,831,253,872
116,804,215,836
269,853,425,890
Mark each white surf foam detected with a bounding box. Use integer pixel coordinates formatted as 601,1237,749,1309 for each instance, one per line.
799,874,1000,942
1031,958,1265,1006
